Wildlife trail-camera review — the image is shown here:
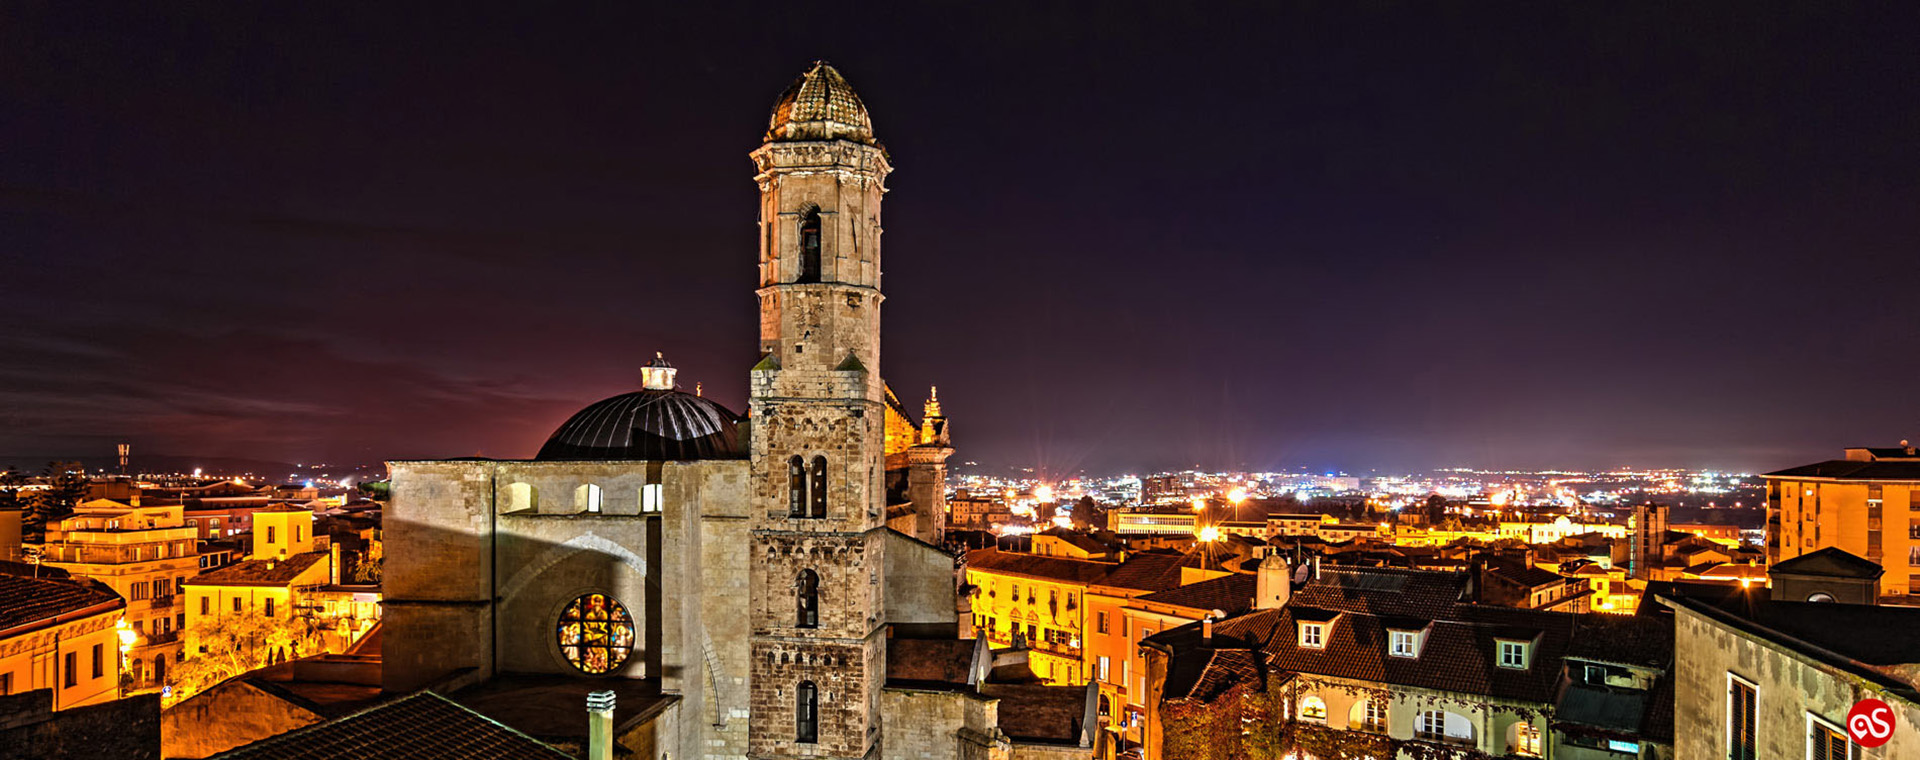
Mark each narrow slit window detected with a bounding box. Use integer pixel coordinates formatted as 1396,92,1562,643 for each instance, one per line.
797,570,820,628
788,456,807,517
809,456,828,518
796,681,819,743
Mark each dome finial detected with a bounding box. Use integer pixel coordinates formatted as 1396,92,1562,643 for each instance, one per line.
924,386,942,419
641,353,677,390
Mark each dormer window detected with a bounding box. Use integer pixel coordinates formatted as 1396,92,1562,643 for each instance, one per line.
1497,639,1531,669
1389,629,1419,658
1299,623,1325,648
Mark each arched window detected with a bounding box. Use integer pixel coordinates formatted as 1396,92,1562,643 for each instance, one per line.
1299,695,1327,723
576,484,603,513
1350,698,1386,732
788,456,807,517
1416,709,1475,745
796,681,819,743
556,593,636,674
798,210,822,283
797,570,820,628
808,456,827,518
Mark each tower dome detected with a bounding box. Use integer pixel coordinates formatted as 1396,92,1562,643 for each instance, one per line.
765,61,876,145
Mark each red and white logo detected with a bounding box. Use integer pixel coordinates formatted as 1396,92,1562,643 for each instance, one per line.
1847,698,1895,748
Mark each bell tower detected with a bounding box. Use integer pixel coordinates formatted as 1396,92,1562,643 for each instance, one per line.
746,62,890,760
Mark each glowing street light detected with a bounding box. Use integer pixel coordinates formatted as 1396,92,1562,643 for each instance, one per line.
1190,497,1207,512
1034,484,1055,503
1227,488,1248,505
1198,526,1221,542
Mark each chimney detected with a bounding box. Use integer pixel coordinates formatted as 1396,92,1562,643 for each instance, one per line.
1255,549,1291,610
587,690,616,760
1202,615,1214,644
329,543,341,585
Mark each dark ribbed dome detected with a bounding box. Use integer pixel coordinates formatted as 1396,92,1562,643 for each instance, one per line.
537,389,746,461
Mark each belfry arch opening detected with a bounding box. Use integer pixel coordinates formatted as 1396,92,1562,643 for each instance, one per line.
797,209,822,283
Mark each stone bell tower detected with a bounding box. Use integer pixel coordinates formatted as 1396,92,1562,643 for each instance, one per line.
745,62,890,760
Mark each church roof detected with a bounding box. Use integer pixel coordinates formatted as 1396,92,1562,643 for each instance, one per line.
537,389,746,461
766,61,876,145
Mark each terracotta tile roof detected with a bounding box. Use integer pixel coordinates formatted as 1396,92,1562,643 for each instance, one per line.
965,549,1116,585
1163,648,1269,702
1136,573,1259,615
0,573,123,634
964,549,1189,594
1253,604,1576,704
1094,552,1191,593
1770,546,1885,579
209,690,571,759
886,638,978,685
1037,527,1110,555
1766,459,1920,481
1563,614,1673,669
976,682,1087,745
189,551,327,587
1290,566,1468,619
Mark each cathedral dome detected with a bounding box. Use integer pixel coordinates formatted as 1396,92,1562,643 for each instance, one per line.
537,356,745,461
537,389,746,461
765,61,876,145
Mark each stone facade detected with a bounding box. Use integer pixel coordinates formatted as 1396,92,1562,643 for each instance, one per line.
1670,602,1919,760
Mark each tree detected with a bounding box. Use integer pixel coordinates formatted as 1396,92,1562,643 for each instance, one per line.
349,543,383,584
167,611,322,707
22,461,86,541
1069,496,1105,531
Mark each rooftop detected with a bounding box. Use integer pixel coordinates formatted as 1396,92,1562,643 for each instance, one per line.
209,690,570,760
188,551,327,587
0,573,123,635
1770,546,1885,579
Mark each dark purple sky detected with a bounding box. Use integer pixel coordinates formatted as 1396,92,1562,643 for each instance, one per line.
4,4,1917,475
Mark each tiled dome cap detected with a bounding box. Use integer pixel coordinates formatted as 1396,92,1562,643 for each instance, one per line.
766,61,876,145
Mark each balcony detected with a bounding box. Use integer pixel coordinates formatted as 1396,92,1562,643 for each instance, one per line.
144,630,179,645
148,595,177,609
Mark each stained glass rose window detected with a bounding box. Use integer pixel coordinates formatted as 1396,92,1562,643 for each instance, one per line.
557,593,634,674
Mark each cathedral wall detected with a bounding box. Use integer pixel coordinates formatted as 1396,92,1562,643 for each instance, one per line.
882,531,958,631
384,460,498,692
687,460,753,760
879,688,1008,760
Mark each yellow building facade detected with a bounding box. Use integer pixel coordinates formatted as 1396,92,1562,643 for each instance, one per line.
1768,446,1920,597
0,574,126,709
39,499,198,690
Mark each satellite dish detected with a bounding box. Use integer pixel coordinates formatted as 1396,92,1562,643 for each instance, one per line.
1292,563,1312,584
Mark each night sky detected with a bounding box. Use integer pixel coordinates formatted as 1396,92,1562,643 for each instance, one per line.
4,4,1918,475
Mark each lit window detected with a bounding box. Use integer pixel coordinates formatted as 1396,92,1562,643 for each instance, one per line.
578,484,603,513
1300,623,1325,648
1351,699,1387,732
1389,629,1418,657
1300,695,1327,723
1512,721,1542,756
556,593,635,674
642,483,663,513
1498,640,1529,669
